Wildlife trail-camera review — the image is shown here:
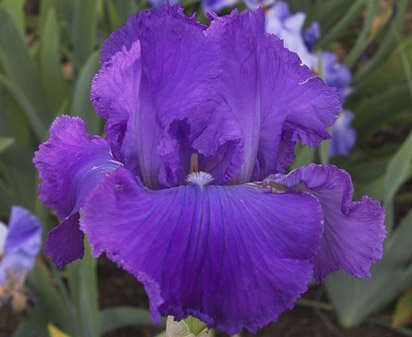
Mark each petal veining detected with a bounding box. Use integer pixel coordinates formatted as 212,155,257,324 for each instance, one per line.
81,167,324,333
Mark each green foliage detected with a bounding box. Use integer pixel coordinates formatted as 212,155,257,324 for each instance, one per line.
0,1,155,335
392,289,412,327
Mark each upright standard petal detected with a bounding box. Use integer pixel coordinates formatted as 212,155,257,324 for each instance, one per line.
81,167,324,333
0,206,41,283
267,164,386,283
95,5,243,188
207,9,341,182
33,116,121,266
91,40,142,161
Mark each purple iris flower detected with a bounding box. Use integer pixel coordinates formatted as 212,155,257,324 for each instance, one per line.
0,206,42,284
320,51,352,103
303,21,320,51
329,110,357,158
319,52,355,157
34,6,385,334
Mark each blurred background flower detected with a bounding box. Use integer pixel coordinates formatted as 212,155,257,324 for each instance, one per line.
0,206,41,312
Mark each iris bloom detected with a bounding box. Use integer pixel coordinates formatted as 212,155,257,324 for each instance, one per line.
34,5,385,334
0,206,42,310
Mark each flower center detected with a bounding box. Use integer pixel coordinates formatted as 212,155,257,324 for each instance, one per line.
187,171,214,187
187,153,214,187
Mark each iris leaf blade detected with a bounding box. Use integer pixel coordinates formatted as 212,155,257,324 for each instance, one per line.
72,51,102,134
100,306,155,333
40,8,69,112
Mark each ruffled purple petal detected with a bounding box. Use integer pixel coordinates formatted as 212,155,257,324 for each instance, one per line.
81,167,323,333
0,206,42,283
91,40,142,161
267,164,386,283
95,5,243,188
207,9,341,182
329,110,356,158
100,6,203,64
33,116,121,266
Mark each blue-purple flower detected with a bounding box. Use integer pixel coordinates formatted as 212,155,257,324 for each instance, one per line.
0,206,42,310
261,1,355,158
329,110,357,158
34,5,385,334
264,1,318,69
320,51,352,103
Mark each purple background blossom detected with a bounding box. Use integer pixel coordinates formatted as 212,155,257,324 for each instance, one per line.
0,206,42,283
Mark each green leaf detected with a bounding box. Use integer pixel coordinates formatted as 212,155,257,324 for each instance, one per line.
0,144,38,209
291,145,315,169
353,84,412,141
66,240,100,337
384,131,412,207
105,0,122,31
345,0,378,68
153,332,166,337
40,8,69,112
354,37,412,96
26,262,71,330
316,0,365,49
0,94,32,146
353,0,408,87
1,0,25,37
12,319,48,337
0,137,14,153
0,9,53,140
112,0,139,23
72,0,97,75
39,0,57,29
0,75,48,140
310,0,349,33
184,316,207,335
100,306,154,333
392,289,412,327
318,139,330,164
72,51,101,134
